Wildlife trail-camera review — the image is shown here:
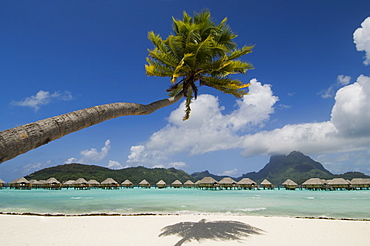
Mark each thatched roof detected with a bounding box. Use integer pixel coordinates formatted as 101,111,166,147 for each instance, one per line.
327,178,350,185
172,180,182,185
46,177,61,184
121,179,133,185
9,177,29,184
156,180,166,185
350,178,370,185
302,178,323,185
139,179,150,185
29,179,40,184
237,178,256,185
73,178,88,184
0,179,5,184
282,179,298,186
101,178,118,185
218,177,236,184
198,177,218,184
63,180,76,185
184,180,194,185
87,179,100,185
261,179,272,185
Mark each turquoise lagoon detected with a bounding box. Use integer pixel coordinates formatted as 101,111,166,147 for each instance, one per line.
0,188,369,219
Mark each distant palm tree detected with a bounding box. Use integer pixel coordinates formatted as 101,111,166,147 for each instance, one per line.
159,219,263,246
146,10,253,120
0,10,253,164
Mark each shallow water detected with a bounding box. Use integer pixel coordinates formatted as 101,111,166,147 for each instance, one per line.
0,188,369,219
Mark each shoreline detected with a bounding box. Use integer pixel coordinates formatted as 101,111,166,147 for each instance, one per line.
1,213,369,245
1,211,370,221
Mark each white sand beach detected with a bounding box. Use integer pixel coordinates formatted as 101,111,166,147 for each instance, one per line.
0,214,369,245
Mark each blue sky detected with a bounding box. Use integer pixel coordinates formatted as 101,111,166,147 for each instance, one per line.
1,0,370,182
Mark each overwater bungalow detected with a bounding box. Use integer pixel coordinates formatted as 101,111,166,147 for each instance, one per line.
29,179,41,188
121,179,134,188
237,178,257,190
73,178,89,189
261,179,274,189
63,180,76,189
218,177,237,190
183,180,195,188
9,177,31,189
282,179,298,190
350,178,370,190
0,178,5,188
327,178,350,190
101,178,120,189
198,177,219,190
156,180,167,189
171,180,182,188
45,177,62,189
87,179,100,188
302,178,324,190
139,179,151,188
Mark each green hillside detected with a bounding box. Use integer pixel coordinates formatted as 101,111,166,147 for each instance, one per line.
25,163,195,185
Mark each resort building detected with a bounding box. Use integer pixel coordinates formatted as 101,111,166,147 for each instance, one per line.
73,178,89,189
87,179,100,188
350,178,370,189
183,180,195,188
237,178,257,190
121,179,134,188
101,178,120,189
302,178,324,190
261,179,274,189
45,177,62,189
198,177,218,189
62,180,76,189
282,179,298,190
139,179,151,188
9,177,31,189
327,178,350,190
0,178,5,188
156,180,167,189
218,177,237,190
171,180,182,188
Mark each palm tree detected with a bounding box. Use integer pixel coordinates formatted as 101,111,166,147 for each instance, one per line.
146,10,253,120
0,10,253,164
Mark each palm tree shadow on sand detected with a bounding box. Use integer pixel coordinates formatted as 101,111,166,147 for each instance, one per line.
159,219,264,246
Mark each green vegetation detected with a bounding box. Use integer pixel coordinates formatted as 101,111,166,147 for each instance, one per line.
146,10,253,120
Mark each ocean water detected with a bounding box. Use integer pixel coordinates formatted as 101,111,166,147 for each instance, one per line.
0,188,369,219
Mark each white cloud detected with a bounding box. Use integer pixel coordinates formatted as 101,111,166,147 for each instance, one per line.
66,140,111,164
12,90,73,111
219,168,239,177
354,17,370,65
107,160,123,169
127,75,370,166
20,160,53,176
319,75,351,98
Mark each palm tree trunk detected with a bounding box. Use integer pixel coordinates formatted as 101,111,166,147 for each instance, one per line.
0,93,183,164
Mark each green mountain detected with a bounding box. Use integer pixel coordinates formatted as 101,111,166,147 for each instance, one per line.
241,151,334,185
25,163,195,185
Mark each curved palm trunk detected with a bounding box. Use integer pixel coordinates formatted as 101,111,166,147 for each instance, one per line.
0,93,183,164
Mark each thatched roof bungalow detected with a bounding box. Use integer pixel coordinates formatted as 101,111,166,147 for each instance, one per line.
73,178,89,189
183,180,195,188
45,177,62,189
237,178,257,190
171,180,182,188
139,179,151,188
261,179,274,189
198,177,218,189
282,179,298,190
121,179,134,188
63,180,76,188
302,178,324,190
156,180,167,189
101,178,120,189
87,179,100,188
218,177,237,189
327,178,350,190
9,177,31,189
350,178,370,189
